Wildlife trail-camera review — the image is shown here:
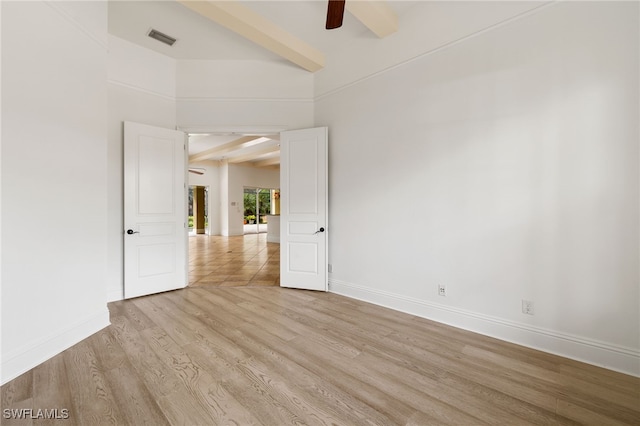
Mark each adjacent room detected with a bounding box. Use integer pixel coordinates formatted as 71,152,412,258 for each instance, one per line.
1,0,638,424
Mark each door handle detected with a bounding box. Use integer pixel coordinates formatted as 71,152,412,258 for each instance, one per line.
126,229,139,235
314,227,325,234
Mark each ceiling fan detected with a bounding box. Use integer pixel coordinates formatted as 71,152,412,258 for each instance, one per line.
188,168,205,175
326,0,346,30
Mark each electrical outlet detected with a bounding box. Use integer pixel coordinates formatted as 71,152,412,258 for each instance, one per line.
438,284,446,297
522,300,534,315
328,264,333,273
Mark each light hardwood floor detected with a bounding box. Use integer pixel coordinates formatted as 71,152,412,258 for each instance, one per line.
189,234,280,287
2,236,639,425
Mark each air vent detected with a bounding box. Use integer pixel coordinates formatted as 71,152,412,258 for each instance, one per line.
147,29,177,46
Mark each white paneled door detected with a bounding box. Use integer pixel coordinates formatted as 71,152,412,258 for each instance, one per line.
280,127,328,291
124,122,187,299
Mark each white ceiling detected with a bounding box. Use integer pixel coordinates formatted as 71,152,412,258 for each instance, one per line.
188,133,281,166
108,1,419,168
108,1,417,61
109,1,280,61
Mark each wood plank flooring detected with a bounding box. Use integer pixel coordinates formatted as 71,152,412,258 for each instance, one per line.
2,235,639,425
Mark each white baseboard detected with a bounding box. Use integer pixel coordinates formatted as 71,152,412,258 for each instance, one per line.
328,278,640,377
1,310,110,385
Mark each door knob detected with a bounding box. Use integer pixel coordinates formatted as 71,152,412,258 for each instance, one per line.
126,229,139,235
314,227,325,234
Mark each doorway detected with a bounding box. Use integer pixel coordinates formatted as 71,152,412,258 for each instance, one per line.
243,187,277,234
189,185,209,235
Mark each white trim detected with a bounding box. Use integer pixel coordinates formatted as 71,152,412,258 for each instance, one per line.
108,79,176,102
177,97,314,103
315,2,556,101
328,279,640,378
1,310,110,385
107,83,314,105
109,76,311,108
178,125,288,135
45,1,108,51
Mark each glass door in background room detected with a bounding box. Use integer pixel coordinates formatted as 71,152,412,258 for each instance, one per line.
244,187,275,234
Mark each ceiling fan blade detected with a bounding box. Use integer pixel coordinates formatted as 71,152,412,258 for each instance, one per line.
326,0,345,30
189,169,204,175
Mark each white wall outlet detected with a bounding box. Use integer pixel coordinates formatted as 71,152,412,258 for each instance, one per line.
438,284,446,297
522,300,534,315
328,264,333,273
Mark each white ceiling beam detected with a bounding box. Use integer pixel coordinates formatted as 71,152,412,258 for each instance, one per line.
177,0,325,72
227,145,280,164
253,156,281,168
189,135,261,162
346,1,398,38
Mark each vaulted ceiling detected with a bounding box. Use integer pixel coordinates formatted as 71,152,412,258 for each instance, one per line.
108,1,417,169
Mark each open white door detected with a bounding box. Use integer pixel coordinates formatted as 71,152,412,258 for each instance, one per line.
280,127,328,291
124,122,187,299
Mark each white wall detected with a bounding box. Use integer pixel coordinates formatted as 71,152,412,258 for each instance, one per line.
317,2,639,375
178,59,302,236
0,1,3,381
176,59,314,133
107,35,176,301
1,1,110,384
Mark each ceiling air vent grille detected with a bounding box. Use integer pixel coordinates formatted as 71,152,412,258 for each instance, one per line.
148,29,177,46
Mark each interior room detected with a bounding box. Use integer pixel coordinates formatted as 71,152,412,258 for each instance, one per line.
1,1,638,424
